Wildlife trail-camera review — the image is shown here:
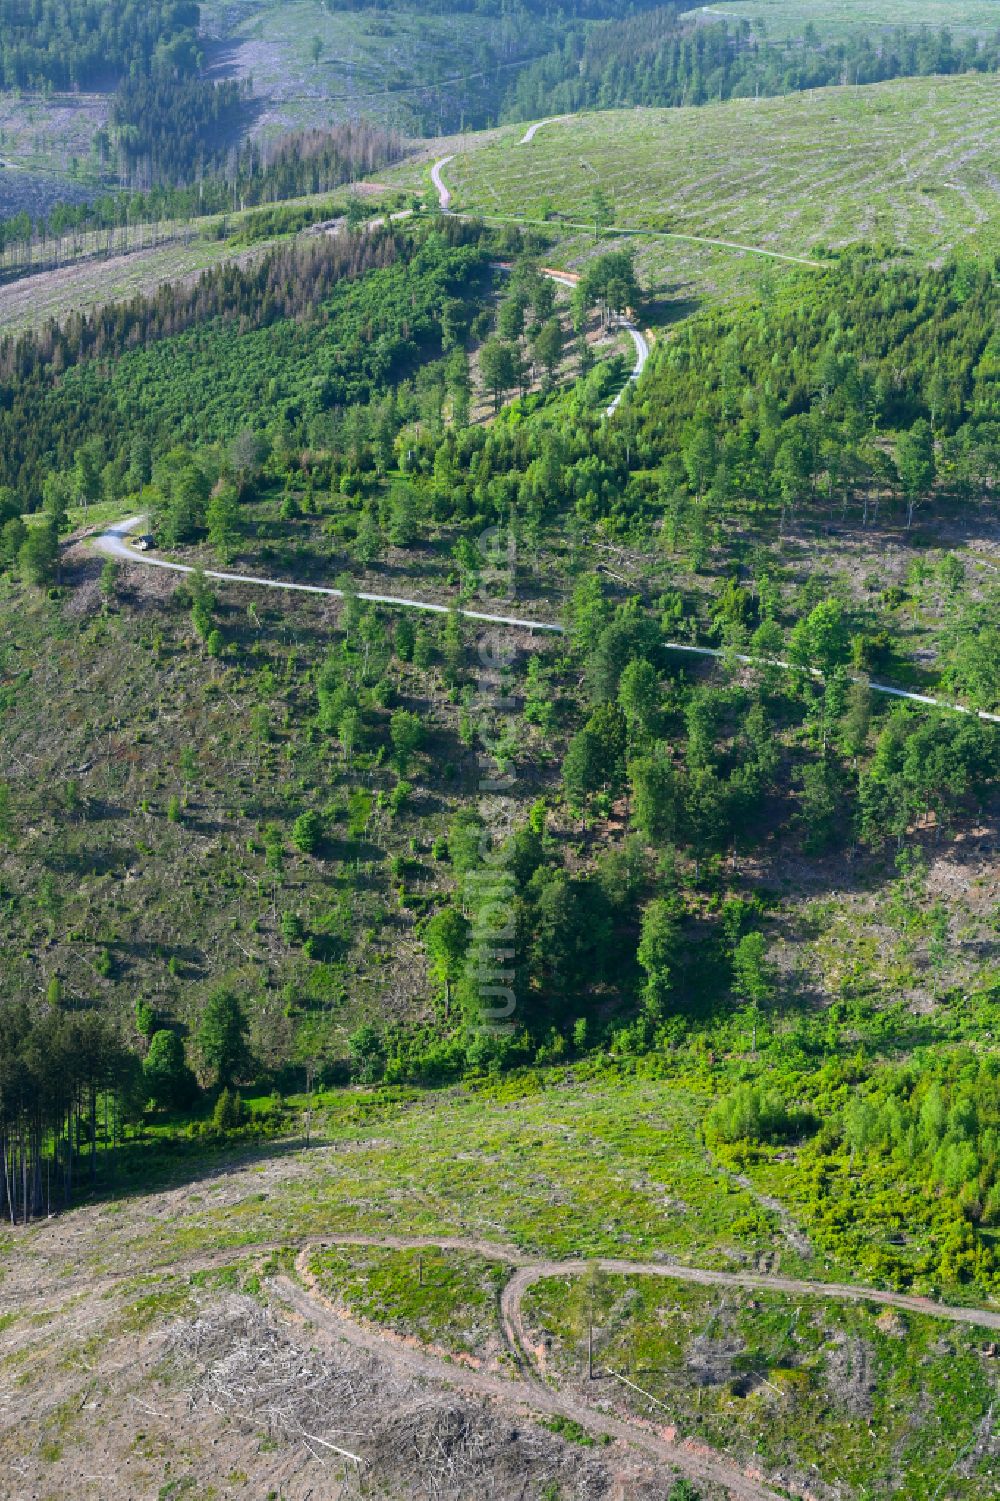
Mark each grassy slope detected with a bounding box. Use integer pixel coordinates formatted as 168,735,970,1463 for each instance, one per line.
11,68,1000,335
693,0,1000,40
1,1073,781,1285
0,235,263,337
0,548,490,1053
0,91,108,219
385,73,1000,306
0,1204,671,1500
3,1064,998,1495
1,54,999,1496
1,484,997,1322
2,466,996,1027
9,69,1000,335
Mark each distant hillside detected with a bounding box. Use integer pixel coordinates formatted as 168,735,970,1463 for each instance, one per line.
390,73,1000,305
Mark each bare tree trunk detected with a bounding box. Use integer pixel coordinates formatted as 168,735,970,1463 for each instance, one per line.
90,1086,97,1190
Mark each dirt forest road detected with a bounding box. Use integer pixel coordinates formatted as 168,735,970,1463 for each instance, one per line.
607,318,650,412
430,134,823,270
14,1227,1000,1334
430,152,456,210
9,1204,1000,1501
493,257,650,414
289,1245,789,1501
280,1268,788,1500
93,517,1000,723
519,115,569,144
281,1232,1000,1501
93,515,564,633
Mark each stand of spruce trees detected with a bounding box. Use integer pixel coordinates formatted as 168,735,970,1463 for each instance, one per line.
0,1004,137,1224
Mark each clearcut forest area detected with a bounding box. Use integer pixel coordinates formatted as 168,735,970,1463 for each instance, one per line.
1,1,1000,1499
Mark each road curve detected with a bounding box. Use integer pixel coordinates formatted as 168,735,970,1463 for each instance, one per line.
430,153,455,211
433,150,649,413
607,321,650,414
285,1233,1000,1500
430,142,820,269
291,1234,1000,1333
17,1226,1000,1334
289,1247,788,1501
519,115,569,145
533,267,649,415
93,516,563,633
493,260,649,416
498,1254,1000,1338
10,1216,998,1497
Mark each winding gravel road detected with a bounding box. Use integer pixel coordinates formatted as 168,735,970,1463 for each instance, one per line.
663,639,1000,725
10,1194,1000,1498
431,144,822,269
495,259,649,415
519,115,569,144
282,1233,1000,1501
436,157,650,413
430,152,455,210
607,320,650,412
89,145,995,721
281,1277,789,1501
94,519,999,723
93,516,563,633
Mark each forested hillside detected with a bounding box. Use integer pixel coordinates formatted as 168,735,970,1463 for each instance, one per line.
2,20,1000,1495
0,0,201,88
504,9,1000,117
0,0,254,194
0,223,485,494
1,221,998,1313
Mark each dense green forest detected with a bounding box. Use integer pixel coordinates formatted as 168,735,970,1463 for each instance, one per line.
0,222,488,494
0,1003,135,1222
0,0,201,89
322,0,671,17
111,73,251,186
503,11,1000,118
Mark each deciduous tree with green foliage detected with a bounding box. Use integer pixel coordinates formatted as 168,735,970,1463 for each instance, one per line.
636,896,681,1019
292,810,324,856
424,906,471,1017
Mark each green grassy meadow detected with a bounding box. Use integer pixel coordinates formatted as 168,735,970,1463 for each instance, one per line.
85,1073,779,1277
307,1243,510,1356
